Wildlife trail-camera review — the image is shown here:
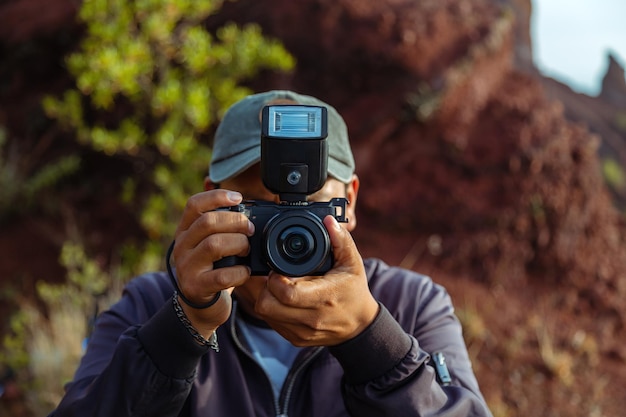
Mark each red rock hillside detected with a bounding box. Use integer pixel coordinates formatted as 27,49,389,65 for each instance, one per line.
1,0,625,416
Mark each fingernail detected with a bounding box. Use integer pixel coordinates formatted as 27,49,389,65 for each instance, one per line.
227,191,242,203
248,220,256,236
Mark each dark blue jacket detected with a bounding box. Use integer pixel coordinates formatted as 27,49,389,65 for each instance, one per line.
50,258,492,416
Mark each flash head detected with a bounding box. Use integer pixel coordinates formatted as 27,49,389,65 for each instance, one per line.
214,104,348,276
264,105,327,139
261,105,329,201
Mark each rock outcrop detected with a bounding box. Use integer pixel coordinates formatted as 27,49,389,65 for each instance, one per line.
210,0,626,306
600,53,626,108
540,53,626,209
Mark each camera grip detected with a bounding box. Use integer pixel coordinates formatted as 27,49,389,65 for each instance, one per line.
214,255,244,269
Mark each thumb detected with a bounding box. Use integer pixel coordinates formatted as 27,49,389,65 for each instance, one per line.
323,215,362,270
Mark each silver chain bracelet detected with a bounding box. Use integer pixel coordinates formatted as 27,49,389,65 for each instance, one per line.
172,291,219,352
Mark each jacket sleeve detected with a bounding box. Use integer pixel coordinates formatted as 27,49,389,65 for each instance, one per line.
329,265,493,417
48,273,208,417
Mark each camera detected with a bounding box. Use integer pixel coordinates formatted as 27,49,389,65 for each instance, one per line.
213,105,348,277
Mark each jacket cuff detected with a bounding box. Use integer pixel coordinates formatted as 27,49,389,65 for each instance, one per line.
329,303,412,385
137,296,209,379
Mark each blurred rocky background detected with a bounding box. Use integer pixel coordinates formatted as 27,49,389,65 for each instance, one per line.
1,0,625,416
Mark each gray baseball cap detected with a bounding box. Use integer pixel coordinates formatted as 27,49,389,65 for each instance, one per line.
209,90,355,184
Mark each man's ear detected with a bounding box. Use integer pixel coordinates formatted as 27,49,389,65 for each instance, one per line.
204,177,217,191
345,174,360,232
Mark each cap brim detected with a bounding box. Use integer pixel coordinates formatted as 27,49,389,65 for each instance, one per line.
209,145,260,184
328,157,354,183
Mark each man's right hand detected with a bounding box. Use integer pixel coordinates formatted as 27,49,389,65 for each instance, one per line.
172,189,255,339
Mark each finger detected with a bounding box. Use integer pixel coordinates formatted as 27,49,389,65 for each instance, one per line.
267,320,326,347
179,264,251,304
262,272,326,310
256,279,332,345
256,275,332,334
176,189,243,233
177,210,253,252
176,232,250,270
323,215,364,274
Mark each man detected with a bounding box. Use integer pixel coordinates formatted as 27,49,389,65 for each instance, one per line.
50,90,492,416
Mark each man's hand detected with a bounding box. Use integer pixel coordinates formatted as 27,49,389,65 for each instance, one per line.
254,215,380,347
172,189,254,338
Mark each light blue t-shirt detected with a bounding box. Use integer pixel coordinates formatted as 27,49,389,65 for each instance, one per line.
237,318,303,400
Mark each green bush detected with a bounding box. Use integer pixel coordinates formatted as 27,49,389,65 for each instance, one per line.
2,0,295,413
602,157,625,192
42,0,295,240
1,242,118,415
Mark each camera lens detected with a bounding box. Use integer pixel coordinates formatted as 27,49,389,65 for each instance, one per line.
279,226,314,262
264,210,331,276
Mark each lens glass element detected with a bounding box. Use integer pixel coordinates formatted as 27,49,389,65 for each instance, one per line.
279,226,314,263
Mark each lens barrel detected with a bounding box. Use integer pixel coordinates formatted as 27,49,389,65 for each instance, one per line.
263,210,330,276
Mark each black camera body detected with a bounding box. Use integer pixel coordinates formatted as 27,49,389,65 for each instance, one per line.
214,104,348,277
215,198,347,276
